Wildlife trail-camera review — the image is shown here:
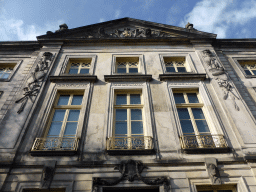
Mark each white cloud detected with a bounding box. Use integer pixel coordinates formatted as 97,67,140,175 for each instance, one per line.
0,10,64,41
115,10,121,19
180,0,256,38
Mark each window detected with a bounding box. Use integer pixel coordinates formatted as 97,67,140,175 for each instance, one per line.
116,57,139,73
164,57,187,72
174,90,228,150
238,60,256,76
66,58,91,74
196,185,236,192
107,90,153,151
0,64,15,79
32,92,83,151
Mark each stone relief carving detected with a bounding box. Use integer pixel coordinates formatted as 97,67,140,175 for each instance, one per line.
16,52,54,113
92,160,170,192
202,49,240,111
205,158,221,185
40,161,56,189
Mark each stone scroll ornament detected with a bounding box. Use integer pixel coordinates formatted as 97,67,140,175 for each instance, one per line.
202,50,240,111
92,160,170,192
15,52,54,114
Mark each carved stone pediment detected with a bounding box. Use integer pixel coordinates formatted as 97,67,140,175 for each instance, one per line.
37,18,217,40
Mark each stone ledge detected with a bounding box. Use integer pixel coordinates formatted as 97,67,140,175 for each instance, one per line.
49,75,98,82
106,149,155,155
30,150,78,156
159,73,206,81
104,74,152,82
182,147,230,154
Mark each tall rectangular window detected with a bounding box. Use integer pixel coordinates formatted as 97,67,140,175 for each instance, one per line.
0,64,15,79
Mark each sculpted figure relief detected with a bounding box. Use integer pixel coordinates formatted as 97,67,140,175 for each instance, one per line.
16,52,53,113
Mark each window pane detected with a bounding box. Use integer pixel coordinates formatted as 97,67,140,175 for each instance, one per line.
115,122,127,135
129,68,138,73
196,120,210,132
117,68,126,73
2,73,10,79
252,70,256,75
116,109,127,121
69,68,78,74
131,109,142,120
67,110,80,121
131,122,143,134
177,67,186,72
130,94,141,104
80,68,89,74
57,95,69,105
187,93,199,103
192,108,205,119
244,69,252,75
64,122,78,136
116,94,127,105
174,93,185,103
177,108,190,119
180,120,194,133
52,110,66,121
48,122,62,136
71,95,83,105
166,67,175,72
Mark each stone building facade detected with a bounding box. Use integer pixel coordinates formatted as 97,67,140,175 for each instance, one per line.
0,18,256,192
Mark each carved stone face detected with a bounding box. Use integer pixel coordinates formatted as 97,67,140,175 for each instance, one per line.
208,164,217,176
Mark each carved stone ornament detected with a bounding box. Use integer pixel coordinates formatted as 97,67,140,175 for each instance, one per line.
92,160,170,192
40,161,56,189
202,49,240,111
16,52,54,113
205,158,221,185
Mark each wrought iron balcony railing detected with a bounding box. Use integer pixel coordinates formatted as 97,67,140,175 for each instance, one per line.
180,134,228,150
107,136,153,150
31,137,79,151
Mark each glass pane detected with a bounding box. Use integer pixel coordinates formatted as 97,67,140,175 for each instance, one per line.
177,108,190,119
130,94,141,104
192,108,205,119
252,70,256,75
187,93,199,103
80,68,89,74
71,95,83,105
180,120,194,133
2,73,10,79
57,95,69,105
166,67,175,72
115,122,127,135
131,109,142,120
174,93,185,103
116,94,127,105
48,122,62,136
129,68,138,73
131,122,143,134
196,120,210,132
52,110,66,121
117,68,126,73
69,68,78,74
116,109,127,121
67,110,80,121
244,69,252,75
64,122,78,136
177,67,186,72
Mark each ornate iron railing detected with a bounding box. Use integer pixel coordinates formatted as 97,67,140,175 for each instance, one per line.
31,137,79,151
107,136,153,150
180,134,228,149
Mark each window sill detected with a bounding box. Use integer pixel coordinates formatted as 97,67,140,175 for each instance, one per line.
106,149,155,155
159,73,206,81
245,75,256,78
49,75,97,82
0,78,11,82
104,74,152,82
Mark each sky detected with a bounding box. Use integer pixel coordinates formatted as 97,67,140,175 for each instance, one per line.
1,0,256,41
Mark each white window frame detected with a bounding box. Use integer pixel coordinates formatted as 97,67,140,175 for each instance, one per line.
59,55,97,75
159,53,197,74
111,54,146,75
0,60,22,81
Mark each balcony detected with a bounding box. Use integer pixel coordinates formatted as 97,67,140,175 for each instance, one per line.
30,137,79,156
180,134,230,154
106,136,154,155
